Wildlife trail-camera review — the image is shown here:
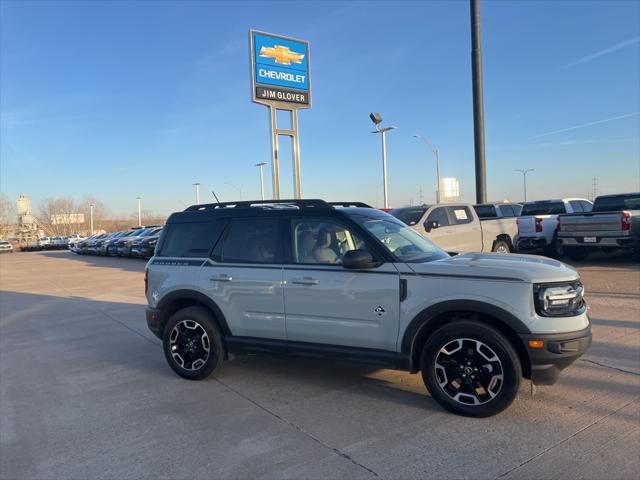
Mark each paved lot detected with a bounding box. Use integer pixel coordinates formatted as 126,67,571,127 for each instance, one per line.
1,250,638,480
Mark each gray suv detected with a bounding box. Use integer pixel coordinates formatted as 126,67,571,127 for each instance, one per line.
145,199,591,417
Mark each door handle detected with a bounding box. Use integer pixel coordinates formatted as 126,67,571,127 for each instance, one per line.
210,274,232,282
291,277,319,285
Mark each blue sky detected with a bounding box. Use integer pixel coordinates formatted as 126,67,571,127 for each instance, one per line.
1,0,639,216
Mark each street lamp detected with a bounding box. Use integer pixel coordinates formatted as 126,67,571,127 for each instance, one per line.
514,169,534,202
413,134,441,204
224,182,242,201
192,182,200,204
136,196,142,227
255,162,267,201
89,204,95,235
370,112,396,209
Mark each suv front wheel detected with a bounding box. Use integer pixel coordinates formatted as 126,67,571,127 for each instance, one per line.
162,306,225,380
421,320,521,417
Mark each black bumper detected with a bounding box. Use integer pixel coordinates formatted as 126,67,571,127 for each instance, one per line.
519,325,592,385
517,237,548,252
146,307,163,339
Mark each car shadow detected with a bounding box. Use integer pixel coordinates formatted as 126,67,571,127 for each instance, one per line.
36,250,147,273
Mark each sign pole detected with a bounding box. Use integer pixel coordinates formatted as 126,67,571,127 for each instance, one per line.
291,109,302,199
269,106,281,200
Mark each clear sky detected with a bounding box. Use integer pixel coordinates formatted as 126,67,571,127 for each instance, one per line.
1,0,639,216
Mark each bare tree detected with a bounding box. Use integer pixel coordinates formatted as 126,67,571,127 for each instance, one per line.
36,197,84,236
0,193,18,238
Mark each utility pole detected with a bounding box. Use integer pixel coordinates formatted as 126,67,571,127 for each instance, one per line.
592,176,598,201
419,186,423,204
192,183,200,204
413,135,441,204
515,169,534,202
89,204,94,235
471,0,487,204
255,162,267,201
136,197,142,227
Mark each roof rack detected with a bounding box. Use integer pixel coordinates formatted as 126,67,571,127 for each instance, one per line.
184,199,332,212
328,202,373,208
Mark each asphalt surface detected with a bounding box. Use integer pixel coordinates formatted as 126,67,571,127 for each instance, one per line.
1,250,638,480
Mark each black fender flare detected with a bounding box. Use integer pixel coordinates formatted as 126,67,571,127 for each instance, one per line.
156,289,231,336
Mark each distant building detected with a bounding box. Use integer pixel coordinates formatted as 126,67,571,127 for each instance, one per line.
17,194,37,229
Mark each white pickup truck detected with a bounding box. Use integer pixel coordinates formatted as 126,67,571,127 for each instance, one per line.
390,203,518,253
516,198,592,258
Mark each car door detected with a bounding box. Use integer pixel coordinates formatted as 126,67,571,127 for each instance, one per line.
282,217,400,352
421,206,456,251
201,217,286,340
447,205,481,252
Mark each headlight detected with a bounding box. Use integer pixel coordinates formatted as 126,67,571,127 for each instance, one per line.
534,281,586,317
147,238,158,246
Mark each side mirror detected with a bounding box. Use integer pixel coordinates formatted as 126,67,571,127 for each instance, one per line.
424,220,440,232
342,249,379,269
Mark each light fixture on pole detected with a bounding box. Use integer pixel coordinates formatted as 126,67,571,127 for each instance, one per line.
514,169,534,202
255,162,267,201
136,197,142,227
89,204,95,235
192,182,200,204
370,112,396,209
224,182,242,201
413,134,441,204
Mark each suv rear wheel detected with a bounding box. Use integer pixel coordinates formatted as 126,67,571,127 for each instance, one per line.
420,320,521,417
162,306,225,380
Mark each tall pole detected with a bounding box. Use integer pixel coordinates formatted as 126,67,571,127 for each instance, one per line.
193,182,200,204
515,169,534,202
413,135,442,204
89,204,94,235
381,131,389,209
136,197,142,227
255,162,267,201
471,0,487,204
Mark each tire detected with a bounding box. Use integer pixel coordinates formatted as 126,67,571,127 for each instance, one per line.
420,320,521,417
545,234,564,259
492,239,511,254
566,248,589,261
162,306,225,380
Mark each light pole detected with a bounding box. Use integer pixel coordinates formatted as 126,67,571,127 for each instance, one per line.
515,169,534,201
224,182,242,201
413,134,441,204
136,197,142,227
192,182,200,204
255,162,267,201
370,112,396,209
89,204,94,235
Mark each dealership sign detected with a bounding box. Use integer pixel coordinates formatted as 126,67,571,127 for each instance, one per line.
250,30,311,108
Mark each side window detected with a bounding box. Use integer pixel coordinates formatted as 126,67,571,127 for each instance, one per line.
500,205,515,217
426,207,450,227
448,206,473,225
217,218,278,264
569,201,583,213
158,220,226,258
292,219,369,265
581,201,593,212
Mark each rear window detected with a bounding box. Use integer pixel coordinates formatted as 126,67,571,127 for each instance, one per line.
389,207,427,226
593,194,640,212
157,220,227,258
474,205,497,218
521,202,566,216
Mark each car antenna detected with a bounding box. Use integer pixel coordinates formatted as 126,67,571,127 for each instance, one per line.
211,190,221,203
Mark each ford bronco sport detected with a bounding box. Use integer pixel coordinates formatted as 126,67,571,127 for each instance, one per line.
145,199,591,417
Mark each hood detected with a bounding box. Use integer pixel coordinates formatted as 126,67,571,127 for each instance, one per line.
409,252,579,284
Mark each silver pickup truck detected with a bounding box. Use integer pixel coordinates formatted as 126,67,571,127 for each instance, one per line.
558,192,640,260
390,203,518,253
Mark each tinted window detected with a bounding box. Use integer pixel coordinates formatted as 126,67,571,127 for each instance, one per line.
569,201,584,213
217,218,278,264
499,205,515,217
390,207,427,226
581,201,593,212
474,205,497,218
593,194,640,211
426,207,450,227
448,206,473,225
521,202,566,215
292,219,369,265
158,220,226,258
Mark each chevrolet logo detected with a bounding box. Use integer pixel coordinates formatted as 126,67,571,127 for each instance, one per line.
259,44,305,66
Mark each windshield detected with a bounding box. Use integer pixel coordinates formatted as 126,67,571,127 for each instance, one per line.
593,194,640,212
389,207,427,226
521,202,566,216
350,211,449,263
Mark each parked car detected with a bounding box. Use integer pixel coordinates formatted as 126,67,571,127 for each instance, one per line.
474,203,522,219
516,198,592,258
67,235,86,251
75,234,105,254
36,237,51,248
116,226,160,257
390,203,517,253
131,228,162,258
99,231,129,256
0,241,13,254
145,199,591,417
558,192,640,260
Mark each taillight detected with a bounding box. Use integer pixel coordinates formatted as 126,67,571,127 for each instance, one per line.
621,211,631,231
535,217,543,233
144,269,149,295
556,220,561,232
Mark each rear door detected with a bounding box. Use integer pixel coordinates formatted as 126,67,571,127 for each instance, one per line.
447,205,482,252
421,206,456,251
